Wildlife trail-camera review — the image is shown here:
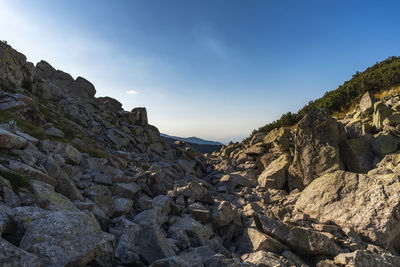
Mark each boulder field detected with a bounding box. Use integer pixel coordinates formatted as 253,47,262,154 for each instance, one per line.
1,41,400,266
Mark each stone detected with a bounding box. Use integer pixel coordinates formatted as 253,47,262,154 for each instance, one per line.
359,91,375,114
244,145,265,156
241,251,287,267
113,197,133,216
135,195,153,211
171,181,213,204
373,102,393,131
334,250,400,267
191,209,210,223
211,201,242,232
44,158,83,201
0,41,34,89
112,182,141,198
151,256,189,267
32,181,77,211
0,128,27,149
264,127,292,152
254,214,341,256
258,154,290,189
124,107,148,126
53,143,82,165
288,109,348,191
152,194,171,214
115,224,175,265
169,216,213,242
178,246,216,266
93,173,113,185
8,161,56,187
134,208,168,226
72,76,96,99
45,127,64,137
236,227,288,254
295,170,400,252
372,134,400,158
0,238,40,267
13,206,115,267
96,97,123,112
347,136,375,172
219,171,257,191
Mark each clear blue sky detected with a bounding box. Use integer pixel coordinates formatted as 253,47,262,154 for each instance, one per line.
1,0,400,143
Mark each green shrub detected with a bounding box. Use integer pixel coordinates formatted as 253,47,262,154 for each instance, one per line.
247,56,400,142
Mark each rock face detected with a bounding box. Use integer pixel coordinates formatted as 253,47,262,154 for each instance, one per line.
258,154,290,189
2,42,400,266
359,91,375,113
13,206,115,267
288,109,346,190
0,128,27,149
295,169,400,252
0,238,40,267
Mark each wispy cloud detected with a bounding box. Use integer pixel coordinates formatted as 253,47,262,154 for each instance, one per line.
204,37,228,58
126,90,138,95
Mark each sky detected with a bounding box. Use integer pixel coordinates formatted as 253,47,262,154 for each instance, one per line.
1,0,400,143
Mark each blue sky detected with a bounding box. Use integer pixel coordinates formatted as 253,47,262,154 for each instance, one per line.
1,0,400,143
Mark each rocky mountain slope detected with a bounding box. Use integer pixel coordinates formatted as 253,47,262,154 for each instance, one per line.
1,41,400,266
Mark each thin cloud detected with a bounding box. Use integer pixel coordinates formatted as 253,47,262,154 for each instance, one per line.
205,37,227,58
126,90,139,95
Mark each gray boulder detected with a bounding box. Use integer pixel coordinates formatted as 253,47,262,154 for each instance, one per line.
13,206,115,267
359,91,375,114
254,214,341,256
115,224,175,265
295,169,400,252
0,128,27,149
0,238,40,267
288,109,359,191
258,154,290,189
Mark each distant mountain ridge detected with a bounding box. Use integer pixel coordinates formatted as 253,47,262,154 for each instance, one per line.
161,134,223,154
160,134,223,146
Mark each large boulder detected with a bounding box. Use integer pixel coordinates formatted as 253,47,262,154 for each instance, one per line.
12,206,115,267
168,216,213,242
347,136,375,172
372,134,400,158
35,60,96,100
219,171,257,191
288,109,358,191
258,154,290,189
0,41,34,90
241,250,290,267
235,227,288,254
170,181,213,204
295,169,400,252
0,238,40,267
8,161,56,187
95,97,123,113
359,91,375,114
123,107,148,126
264,127,292,152
253,214,341,256
115,224,176,265
334,250,400,267
0,128,27,149
373,102,393,131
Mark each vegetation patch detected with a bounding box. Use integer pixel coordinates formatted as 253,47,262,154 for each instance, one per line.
73,144,110,159
248,56,400,142
0,168,33,193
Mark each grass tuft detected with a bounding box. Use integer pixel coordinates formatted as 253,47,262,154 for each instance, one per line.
0,169,33,193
